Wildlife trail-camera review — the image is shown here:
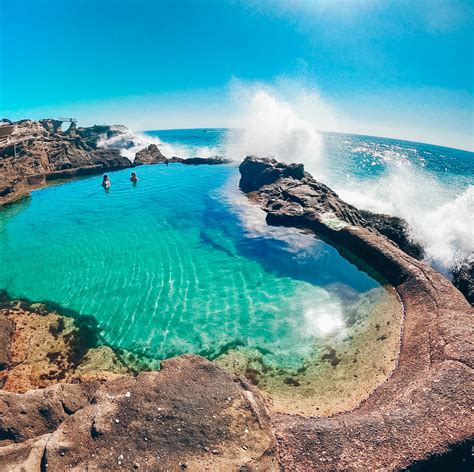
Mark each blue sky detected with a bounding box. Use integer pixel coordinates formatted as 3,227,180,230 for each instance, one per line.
0,0,473,150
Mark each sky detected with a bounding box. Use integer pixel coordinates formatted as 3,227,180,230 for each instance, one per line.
0,0,473,151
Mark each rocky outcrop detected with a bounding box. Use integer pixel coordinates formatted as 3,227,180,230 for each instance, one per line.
0,294,161,392
134,145,231,166
359,209,425,260
134,143,167,164
239,156,474,471
181,156,231,166
0,121,233,205
0,119,132,205
0,355,277,471
452,258,474,306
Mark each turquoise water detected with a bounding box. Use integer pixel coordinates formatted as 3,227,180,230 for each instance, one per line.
147,129,474,273
0,163,388,367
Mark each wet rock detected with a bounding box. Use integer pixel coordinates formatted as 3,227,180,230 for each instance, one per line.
359,210,425,260
181,156,231,166
239,155,306,193
239,156,474,471
134,143,167,165
452,258,474,306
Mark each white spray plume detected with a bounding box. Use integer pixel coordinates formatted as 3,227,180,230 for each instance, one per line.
224,80,337,179
223,80,473,274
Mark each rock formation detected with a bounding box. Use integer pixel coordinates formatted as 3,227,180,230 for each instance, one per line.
0,119,131,205
134,143,167,165
0,121,233,206
452,258,474,306
0,355,277,471
359,209,425,260
0,148,472,469
238,156,473,470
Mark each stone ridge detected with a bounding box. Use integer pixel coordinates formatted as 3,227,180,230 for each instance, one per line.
0,120,231,206
239,156,474,471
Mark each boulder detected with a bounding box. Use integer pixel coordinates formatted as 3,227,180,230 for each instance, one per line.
134,143,167,165
239,155,306,192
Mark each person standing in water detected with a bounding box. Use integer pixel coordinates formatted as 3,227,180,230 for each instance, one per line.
101,175,110,189
130,171,138,183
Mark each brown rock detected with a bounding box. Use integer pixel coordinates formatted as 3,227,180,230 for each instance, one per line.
0,356,278,471
239,156,474,471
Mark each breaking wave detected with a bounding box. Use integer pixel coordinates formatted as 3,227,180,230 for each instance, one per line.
222,86,473,274
98,125,219,161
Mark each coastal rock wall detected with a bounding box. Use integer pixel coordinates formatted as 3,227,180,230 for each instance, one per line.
0,119,132,205
0,122,233,206
239,156,474,471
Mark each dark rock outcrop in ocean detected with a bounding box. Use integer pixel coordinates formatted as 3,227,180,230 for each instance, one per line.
134,143,167,164
134,144,231,166
238,156,473,471
359,209,425,260
452,258,474,306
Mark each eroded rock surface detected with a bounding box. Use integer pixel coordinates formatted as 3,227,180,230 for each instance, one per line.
134,143,167,164
0,295,159,392
452,258,474,306
239,156,474,471
0,119,132,205
0,356,277,471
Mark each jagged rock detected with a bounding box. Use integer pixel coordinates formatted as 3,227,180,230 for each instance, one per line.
239,156,474,471
134,143,167,164
181,156,231,166
359,210,425,260
0,119,132,205
239,155,306,192
452,258,474,306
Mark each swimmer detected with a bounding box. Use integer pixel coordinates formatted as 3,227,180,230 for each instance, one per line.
130,171,138,183
101,175,110,189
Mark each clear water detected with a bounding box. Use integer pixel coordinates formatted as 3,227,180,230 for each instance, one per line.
147,129,474,273
0,163,394,368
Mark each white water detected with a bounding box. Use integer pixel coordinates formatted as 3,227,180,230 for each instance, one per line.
98,125,219,161
97,88,473,274
222,86,474,275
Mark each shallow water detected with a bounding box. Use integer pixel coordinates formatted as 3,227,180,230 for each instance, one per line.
0,163,398,361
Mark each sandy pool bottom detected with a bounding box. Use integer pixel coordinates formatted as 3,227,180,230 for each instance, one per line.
215,285,403,416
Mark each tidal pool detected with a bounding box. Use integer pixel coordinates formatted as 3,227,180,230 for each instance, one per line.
0,164,403,414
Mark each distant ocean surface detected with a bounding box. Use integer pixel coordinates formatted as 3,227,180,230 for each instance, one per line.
143,128,473,275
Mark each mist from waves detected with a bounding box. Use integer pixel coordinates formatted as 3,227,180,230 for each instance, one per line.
221,85,474,276
98,125,221,162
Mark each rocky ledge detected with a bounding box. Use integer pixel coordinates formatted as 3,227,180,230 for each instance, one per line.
0,120,231,206
0,150,472,470
239,156,473,470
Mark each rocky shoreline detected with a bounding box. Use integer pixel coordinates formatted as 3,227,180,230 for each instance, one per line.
0,123,473,470
0,119,230,206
